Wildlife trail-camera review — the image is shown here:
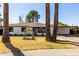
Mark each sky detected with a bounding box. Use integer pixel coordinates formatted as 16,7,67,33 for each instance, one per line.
0,3,79,26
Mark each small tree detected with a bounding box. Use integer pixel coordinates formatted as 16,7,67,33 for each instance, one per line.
28,29,35,40
23,28,27,40
32,30,35,40
23,28,35,40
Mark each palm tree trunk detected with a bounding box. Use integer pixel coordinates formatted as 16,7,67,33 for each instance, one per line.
45,3,51,41
2,3,10,42
53,3,59,41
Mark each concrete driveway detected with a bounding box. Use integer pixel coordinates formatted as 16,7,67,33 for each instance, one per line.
58,35,79,43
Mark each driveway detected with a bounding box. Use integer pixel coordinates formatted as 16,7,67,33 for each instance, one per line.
58,35,79,43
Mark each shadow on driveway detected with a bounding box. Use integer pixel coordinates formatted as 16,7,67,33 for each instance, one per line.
55,40,79,46
61,35,79,37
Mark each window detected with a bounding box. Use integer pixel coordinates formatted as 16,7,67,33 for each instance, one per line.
9,27,13,32
21,27,26,32
38,28,45,33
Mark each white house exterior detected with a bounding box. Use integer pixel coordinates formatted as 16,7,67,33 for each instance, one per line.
9,27,33,35
8,22,70,36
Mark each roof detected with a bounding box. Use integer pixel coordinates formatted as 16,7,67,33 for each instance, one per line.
10,22,45,27
9,22,70,27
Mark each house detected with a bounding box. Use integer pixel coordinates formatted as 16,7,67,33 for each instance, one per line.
9,22,70,36
0,22,70,35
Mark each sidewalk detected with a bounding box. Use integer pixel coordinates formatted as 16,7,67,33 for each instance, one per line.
1,49,79,56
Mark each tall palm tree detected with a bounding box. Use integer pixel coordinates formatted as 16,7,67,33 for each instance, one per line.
45,3,51,41
53,3,59,41
2,3,10,42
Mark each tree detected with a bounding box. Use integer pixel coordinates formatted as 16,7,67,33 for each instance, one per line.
45,3,51,41
33,11,40,22
58,22,64,25
23,28,27,40
31,30,35,40
26,10,40,23
26,13,32,22
0,4,1,7
0,14,1,16
2,3,10,42
0,4,3,26
53,3,59,41
19,16,23,23
0,4,1,16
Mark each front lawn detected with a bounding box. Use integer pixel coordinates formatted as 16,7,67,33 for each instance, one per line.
0,36,78,53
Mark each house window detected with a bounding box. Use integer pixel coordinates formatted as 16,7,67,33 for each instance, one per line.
38,28,45,33
9,27,13,32
21,27,26,32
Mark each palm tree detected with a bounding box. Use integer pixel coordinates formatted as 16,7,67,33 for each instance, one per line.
45,3,51,41
2,3,10,42
53,3,59,41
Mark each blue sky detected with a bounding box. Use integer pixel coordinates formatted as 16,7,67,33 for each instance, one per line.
0,3,79,26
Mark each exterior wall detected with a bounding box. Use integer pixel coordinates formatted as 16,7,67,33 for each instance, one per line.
57,27,70,34
9,26,70,35
9,27,24,35
0,22,2,26
51,27,70,35
9,27,33,35
50,27,53,36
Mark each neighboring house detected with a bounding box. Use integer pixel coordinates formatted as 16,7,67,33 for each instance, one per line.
0,22,70,35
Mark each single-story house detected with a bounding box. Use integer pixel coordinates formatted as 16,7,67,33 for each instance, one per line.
0,22,70,35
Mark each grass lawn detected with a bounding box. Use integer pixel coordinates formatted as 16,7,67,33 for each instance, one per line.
0,36,78,53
